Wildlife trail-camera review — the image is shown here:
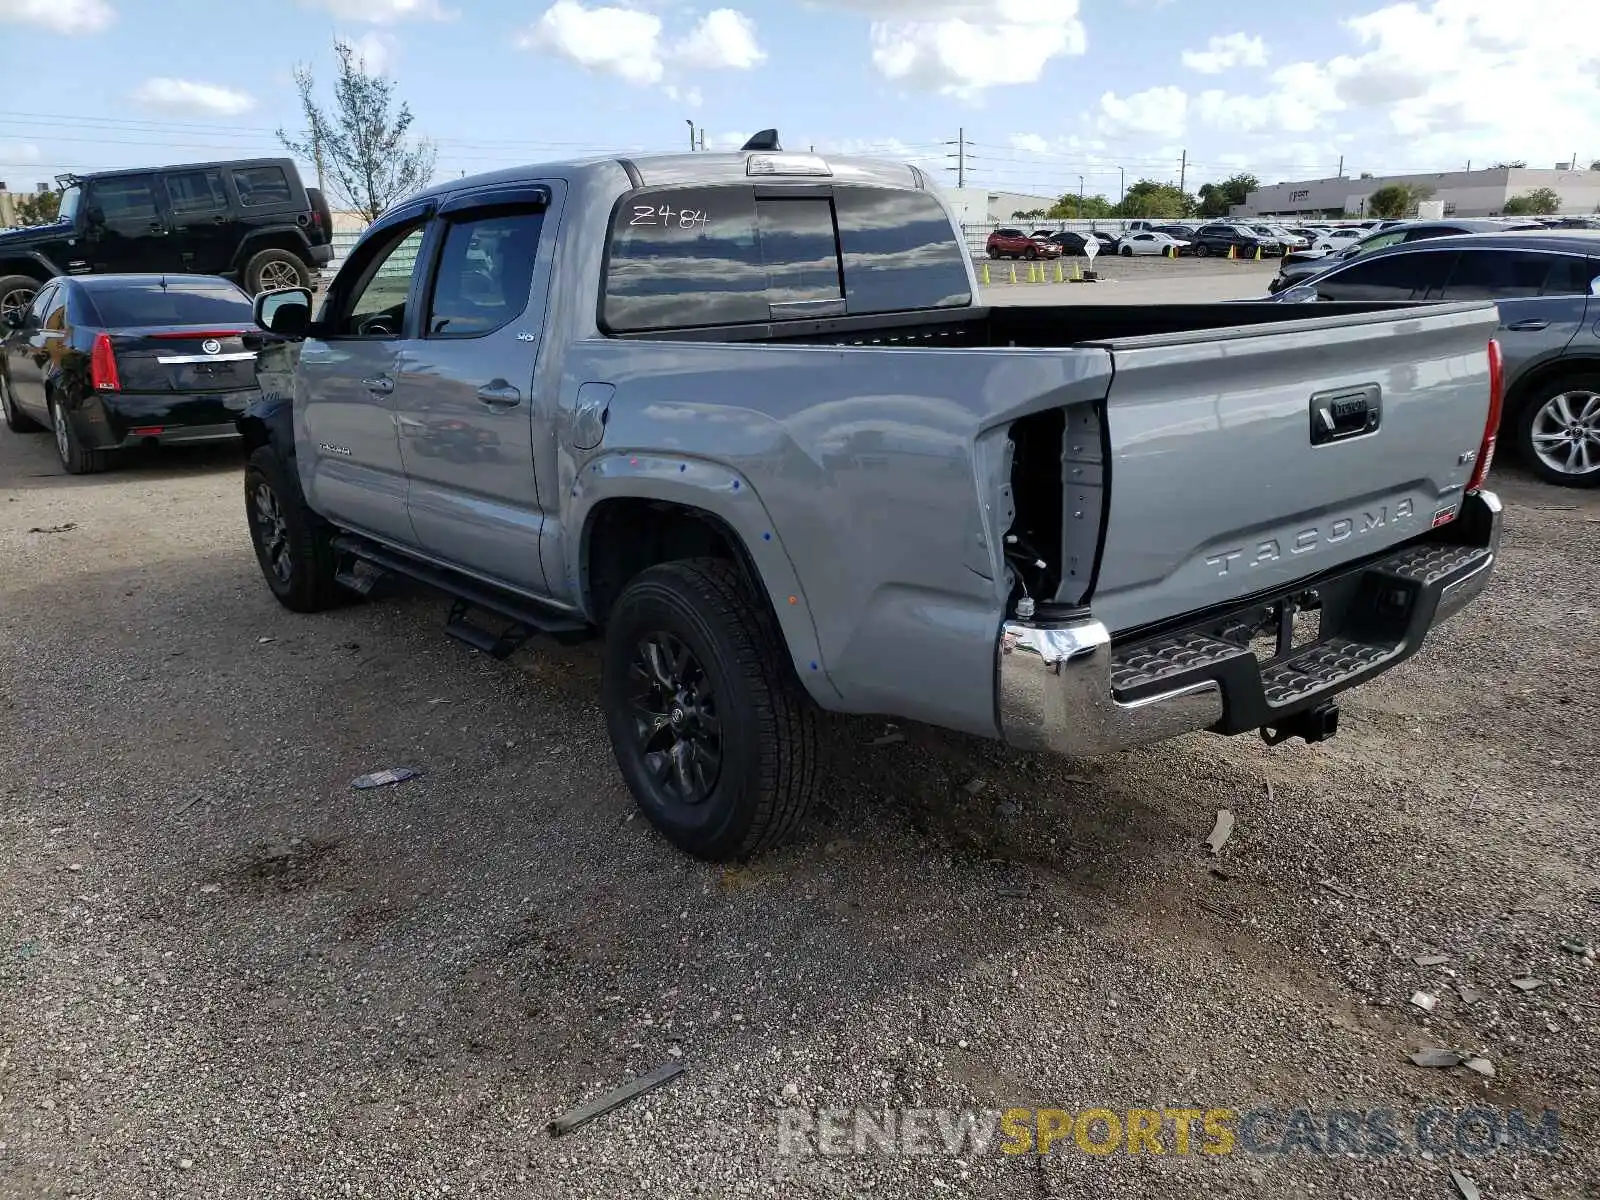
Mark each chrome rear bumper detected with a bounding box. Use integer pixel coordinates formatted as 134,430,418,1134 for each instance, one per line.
997,490,1501,758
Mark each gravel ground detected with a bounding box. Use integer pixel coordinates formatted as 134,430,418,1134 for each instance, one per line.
1,424,1597,1199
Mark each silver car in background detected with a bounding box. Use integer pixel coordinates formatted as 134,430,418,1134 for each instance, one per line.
1273,231,1600,486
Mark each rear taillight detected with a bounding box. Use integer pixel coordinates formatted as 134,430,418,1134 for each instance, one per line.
1467,338,1503,493
90,332,120,392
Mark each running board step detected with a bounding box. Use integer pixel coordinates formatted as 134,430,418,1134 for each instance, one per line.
330,535,591,655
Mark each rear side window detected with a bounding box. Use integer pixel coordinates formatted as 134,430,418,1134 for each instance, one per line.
90,176,158,222
87,281,253,327
425,208,546,337
1442,250,1586,300
233,166,293,208
164,169,228,216
1317,251,1455,302
1543,255,1597,296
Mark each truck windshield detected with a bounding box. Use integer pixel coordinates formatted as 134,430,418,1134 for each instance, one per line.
57,186,81,225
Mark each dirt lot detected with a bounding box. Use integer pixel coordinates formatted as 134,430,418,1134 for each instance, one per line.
1,424,1597,1199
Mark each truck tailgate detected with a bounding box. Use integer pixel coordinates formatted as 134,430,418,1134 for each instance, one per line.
1089,302,1500,634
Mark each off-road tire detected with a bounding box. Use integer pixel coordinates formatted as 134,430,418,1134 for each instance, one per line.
0,274,41,326
49,396,110,474
243,249,311,295
243,444,349,611
1,371,43,432
602,558,818,860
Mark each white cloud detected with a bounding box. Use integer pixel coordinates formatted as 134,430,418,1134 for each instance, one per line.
0,0,113,34
824,0,1087,98
131,78,256,118
1190,0,1600,168
0,142,43,165
1182,33,1267,74
522,1,666,84
671,8,764,70
522,2,764,86
1099,85,1187,136
663,84,704,108
302,0,452,22
344,31,397,75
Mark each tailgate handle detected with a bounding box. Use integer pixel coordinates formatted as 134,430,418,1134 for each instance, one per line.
1310,384,1380,446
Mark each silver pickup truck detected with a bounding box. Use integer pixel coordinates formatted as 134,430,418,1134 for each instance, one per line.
241,140,1504,860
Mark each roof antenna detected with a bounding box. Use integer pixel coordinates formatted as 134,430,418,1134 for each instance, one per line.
740,129,781,152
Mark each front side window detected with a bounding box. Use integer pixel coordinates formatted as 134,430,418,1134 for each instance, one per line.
57,186,81,225
27,285,56,324
89,176,158,222
164,169,228,217
334,222,428,338
233,166,292,208
425,207,546,336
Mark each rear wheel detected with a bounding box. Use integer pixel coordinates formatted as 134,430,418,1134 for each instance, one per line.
49,396,110,474
601,559,818,860
986,246,1000,259
243,444,350,610
1516,375,1600,487
0,275,41,326
1024,245,1038,260
1120,245,1134,257
1,371,43,433
243,249,311,295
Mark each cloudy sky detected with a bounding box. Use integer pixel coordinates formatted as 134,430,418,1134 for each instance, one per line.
1,0,1596,205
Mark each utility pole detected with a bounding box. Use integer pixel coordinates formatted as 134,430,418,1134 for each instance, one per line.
1336,154,1343,178
944,127,975,189
1178,149,1187,194
698,129,706,152
1118,166,1125,209
685,119,696,151
1078,176,1085,217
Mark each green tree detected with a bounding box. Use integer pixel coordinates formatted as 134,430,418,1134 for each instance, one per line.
1366,184,1416,218
1011,208,1048,221
14,190,61,225
279,40,437,222
1492,160,1527,169
1116,179,1195,219
1502,187,1561,216
1196,172,1260,218
1045,193,1114,219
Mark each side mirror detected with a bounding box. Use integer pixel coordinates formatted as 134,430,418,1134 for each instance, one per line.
254,287,314,338
3,308,25,330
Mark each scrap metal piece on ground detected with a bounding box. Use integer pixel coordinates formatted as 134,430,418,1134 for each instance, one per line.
1457,985,1482,1004
549,1062,686,1136
1409,1048,1463,1068
1450,1168,1481,1200
869,732,905,747
1511,976,1544,992
1411,991,1438,1012
1463,1057,1495,1078
1205,809,1235,855
1413,954,1450,967
352,767,422,790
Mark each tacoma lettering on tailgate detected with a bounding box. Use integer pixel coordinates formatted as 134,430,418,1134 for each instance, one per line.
1204,499,1416,576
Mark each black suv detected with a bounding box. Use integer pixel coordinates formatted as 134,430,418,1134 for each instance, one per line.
1190,223,1284,258
0,157,334,320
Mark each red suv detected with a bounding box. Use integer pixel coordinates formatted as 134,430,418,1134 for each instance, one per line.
985,228,1062,260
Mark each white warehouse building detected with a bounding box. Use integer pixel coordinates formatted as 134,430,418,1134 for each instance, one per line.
1236,166,1600,219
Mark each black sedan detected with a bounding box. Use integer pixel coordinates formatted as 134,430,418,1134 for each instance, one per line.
0,274,259,474
1045,230,1119,256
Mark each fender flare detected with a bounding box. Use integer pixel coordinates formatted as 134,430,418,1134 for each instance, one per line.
233,227,316,270
235,386,295,460
568,451,842,706
0,249,64,280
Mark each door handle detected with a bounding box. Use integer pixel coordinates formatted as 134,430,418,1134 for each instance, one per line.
475,382,522,408
362,376,394,395
1506,319,1549,332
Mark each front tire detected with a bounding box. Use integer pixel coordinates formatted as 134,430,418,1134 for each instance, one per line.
986,246,1000,259
49,396,110,474
602,559,818,860
1120,246,1134,257
0,275,41,326
243,249,311,295
243,444,349,610
1516,375,1600,487
1,371,43,433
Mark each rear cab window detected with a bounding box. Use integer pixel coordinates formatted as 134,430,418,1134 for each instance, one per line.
601,184,970,334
